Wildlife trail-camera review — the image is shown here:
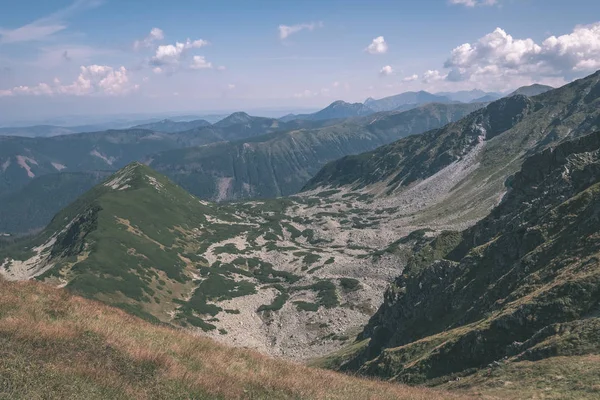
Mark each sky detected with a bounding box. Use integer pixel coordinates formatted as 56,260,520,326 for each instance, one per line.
1,0,600,121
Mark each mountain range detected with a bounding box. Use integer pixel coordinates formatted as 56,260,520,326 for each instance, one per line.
1,70,600,399
0,102,482,234
149,102,483,201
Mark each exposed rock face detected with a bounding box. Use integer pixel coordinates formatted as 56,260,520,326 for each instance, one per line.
343,131,600,384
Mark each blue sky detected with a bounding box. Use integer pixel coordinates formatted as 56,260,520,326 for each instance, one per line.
1,0,600,121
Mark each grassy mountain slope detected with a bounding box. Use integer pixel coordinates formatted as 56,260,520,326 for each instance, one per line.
0,163,219,320
149,103,483,201
0,171,110,234
329,130,600,393
0,278,460,400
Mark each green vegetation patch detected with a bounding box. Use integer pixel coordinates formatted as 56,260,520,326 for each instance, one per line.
339,278,361,292
294,301,319,312
292,280,339,309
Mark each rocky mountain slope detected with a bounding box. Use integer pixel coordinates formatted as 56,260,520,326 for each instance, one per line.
149,103,483,201
305,70,600,225
328,130,600,393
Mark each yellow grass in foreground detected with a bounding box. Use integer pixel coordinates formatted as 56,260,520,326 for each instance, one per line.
0,280,473,400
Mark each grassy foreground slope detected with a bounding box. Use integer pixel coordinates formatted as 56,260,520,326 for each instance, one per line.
0,278,464,400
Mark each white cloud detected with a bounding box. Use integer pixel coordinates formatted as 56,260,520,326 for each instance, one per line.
279,22,323,40
151,38,210,67
217,66,227,71
402,74,419,82
366,36,388,54
0,0,103,43
422,70,447,83
134,27,164,50
449,0,498,7
0,64,138,97
190,55,212,69
228,84,236,90
148,38,211,73
443,23,600,84
379,65,394,76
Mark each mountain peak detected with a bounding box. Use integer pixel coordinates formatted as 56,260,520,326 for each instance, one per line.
329,100,350,107
101,162,167,192
215,112,252,127
509,83,554,97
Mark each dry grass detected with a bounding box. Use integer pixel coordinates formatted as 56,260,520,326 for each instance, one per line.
0,279,471,400
441,355,600,400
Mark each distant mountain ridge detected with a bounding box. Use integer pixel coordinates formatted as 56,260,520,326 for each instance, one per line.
133,118,212,133
435,89,501,103
364,91,453,112
0,113,327,199
280,101,375,122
